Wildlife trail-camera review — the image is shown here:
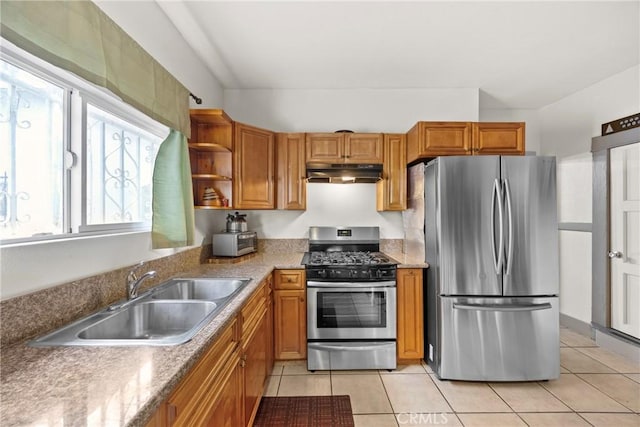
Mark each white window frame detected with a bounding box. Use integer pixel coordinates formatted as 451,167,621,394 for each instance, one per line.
0,41,168,246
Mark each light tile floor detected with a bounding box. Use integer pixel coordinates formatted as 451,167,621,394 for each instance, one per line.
263,328,640,426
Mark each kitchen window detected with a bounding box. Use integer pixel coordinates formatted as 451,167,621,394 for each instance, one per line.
0,51,168,244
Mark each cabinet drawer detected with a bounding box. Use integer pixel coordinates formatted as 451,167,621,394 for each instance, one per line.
168,317,238,426
274,269,306,290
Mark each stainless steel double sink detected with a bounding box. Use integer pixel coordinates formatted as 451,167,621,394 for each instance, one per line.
30,278,251,347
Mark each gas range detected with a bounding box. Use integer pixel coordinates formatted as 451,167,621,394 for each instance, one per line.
301,227,397,281
303,226,398,371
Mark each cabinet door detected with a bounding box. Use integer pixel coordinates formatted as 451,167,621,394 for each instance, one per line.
306,133,343,162
397,269,424,361
167,318,239,426
274,289,307,359
344,133,383,163
234,123,275,209
472,122,525,155
265,275,275,377
276,133,306,210
407,122,472,161
243,310,268,427
377,134,406,211
204,354,242,427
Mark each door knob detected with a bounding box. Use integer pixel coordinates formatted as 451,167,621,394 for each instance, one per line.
608,251,623,259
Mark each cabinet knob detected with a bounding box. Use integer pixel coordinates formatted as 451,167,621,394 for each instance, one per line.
608,251,623,259
300,297,305,302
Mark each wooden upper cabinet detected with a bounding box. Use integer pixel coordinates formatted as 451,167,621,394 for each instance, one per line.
407,122,472,162
472,122,525,155
343,133,383,163
377,134,406,211
407,121,525,162
306,133,383,164
276,133,306,210
305,133,343,162
233,122,276,209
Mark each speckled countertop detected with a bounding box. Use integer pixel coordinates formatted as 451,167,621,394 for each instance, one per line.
0,252,425,426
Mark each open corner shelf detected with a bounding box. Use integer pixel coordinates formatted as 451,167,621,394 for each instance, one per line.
188,142,232,153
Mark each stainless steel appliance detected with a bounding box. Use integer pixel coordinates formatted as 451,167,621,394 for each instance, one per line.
306,163,383,183
211,231,257,257
302,226,397,371
225,211,248,232
423,156,559,381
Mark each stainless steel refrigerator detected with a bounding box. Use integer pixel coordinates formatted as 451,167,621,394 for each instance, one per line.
424,155,560,381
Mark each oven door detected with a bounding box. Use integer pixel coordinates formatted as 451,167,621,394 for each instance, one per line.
307,281,396,340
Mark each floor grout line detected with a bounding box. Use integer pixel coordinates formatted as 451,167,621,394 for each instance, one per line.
271,340,639,422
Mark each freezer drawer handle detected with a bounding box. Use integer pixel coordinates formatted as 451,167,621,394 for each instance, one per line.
453,302,552,312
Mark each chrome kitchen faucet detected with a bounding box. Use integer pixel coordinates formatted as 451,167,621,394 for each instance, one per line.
126,262,157,300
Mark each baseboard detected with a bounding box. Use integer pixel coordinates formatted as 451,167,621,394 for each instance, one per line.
560,313,640,362
559,313,594,339
594,327,640,363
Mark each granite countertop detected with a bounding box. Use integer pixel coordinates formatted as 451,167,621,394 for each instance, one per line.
0,251,425,426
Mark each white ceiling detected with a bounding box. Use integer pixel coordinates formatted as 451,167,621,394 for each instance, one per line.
159,1,640,109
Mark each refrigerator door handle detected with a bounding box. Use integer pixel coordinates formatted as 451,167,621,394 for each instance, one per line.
491,178,505,274
504,179,514,275
453,302,552,312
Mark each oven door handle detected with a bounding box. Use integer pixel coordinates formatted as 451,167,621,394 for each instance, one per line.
307,280,396,288
308,342,394,352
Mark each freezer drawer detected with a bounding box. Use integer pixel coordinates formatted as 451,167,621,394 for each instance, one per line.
438,296,559,381
307,341,397,371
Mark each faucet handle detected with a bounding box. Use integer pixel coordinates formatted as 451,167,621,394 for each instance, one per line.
127,261,146,282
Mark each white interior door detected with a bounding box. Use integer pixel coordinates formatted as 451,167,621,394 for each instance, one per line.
610,142,640,339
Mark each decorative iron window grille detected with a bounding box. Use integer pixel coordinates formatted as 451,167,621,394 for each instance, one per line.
0,53,167,243
0,59,64,240
86,105,161,226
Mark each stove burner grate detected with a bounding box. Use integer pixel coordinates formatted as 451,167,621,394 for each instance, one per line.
307,251,391,266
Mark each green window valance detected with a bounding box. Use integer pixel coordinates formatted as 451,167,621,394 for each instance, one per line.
0,0,190,137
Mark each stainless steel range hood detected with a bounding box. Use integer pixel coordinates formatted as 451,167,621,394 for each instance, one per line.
306,163,383,183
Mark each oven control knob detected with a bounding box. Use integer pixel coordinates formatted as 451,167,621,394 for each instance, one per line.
318,269,327,278
375,269,383,279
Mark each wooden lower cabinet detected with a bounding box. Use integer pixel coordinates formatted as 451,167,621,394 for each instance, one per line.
147,278,273,427
265,275,275,377
273,269,306,360
163,318,240,426
243,310,267,426
397,268,424,362
204,352,243,427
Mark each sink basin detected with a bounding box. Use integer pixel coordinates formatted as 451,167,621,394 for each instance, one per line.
78,300,217,341
151,278,250,301
29,277,252,347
